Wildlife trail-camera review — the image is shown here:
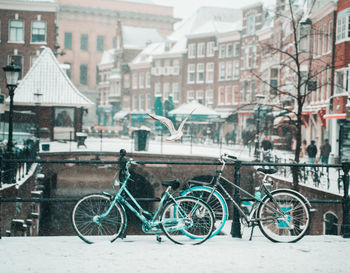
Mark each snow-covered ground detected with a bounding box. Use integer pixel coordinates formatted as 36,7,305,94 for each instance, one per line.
1,230,349,273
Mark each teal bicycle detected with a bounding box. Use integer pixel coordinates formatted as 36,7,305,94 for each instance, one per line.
71,149,215,245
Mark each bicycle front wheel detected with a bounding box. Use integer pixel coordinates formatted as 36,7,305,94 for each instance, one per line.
72,194,125,244
257,190,310,243
181,186,228,237
160,197,214,245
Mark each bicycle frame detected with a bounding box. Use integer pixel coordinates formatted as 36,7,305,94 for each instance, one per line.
100,161,190,234
191,160,287,224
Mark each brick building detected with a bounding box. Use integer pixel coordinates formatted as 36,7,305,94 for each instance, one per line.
0,0,57,98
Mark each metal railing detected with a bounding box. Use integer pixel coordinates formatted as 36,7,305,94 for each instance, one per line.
1,154,349,238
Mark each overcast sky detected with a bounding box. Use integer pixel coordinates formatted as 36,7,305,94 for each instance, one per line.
152,0,276,20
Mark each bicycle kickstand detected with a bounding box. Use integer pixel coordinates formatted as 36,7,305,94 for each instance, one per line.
249,223,256,241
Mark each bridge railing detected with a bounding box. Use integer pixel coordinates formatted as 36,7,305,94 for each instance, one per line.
0,156,349,238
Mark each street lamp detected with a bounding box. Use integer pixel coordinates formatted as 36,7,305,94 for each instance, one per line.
33,91,42,150
3,61,21,152
2,60,21,183
254,94,265,161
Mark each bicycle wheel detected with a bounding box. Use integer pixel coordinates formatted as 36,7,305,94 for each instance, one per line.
257,190,310,243
181,186,228,237
160,196,214,245
72,194,125,244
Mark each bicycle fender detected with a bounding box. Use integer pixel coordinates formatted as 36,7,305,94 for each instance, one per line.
270,189,312,209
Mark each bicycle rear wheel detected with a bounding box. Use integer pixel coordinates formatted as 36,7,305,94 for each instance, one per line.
160,197,214,245
72,194,125,244
181,186,228,237
257,190,310,243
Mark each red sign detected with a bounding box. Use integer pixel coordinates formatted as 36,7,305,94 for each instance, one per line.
318,109,326,128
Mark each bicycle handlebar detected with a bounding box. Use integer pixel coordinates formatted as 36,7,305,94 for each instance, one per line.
220,153,238,163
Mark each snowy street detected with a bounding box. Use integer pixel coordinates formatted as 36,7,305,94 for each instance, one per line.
1,233,349,273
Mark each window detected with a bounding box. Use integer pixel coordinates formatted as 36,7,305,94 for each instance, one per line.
197,90,204,104
244,46,249,68
206,89,213,105
187,90,194,102
64,32,72,50
172,83,179,102
30,55,39,67
233,61,239,79
133,95,138,110
8,55,23,79
234,43,240,57
225,86,232,105
155,82,161,96
322,24,326,55
252,45,257,68
65,62,72,79
328,21,333,52
145,72,150,88
81,34,88,51
139,72,144,88
132,73,138,89
140,94,145,111
163,82,170,99
188,64,195,83
188,43,196,58
97,36,104,52
31,21,46,43
197,43,205,57
197,63,204,83
206,63,214,83
80,64,88,85
219,62,225,81
226,62,232,80
226,44,233,57
247,14,255,35
232,86,237,103
335,69,349,94
9,20,24,42
250,81,256,103
336,12,349,41
219,44,226,58
219,87,225,105
173,60,180,75
207,41,215,57
163,60,170,75
146,94,152,111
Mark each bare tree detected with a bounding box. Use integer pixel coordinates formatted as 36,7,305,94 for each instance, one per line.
252,0,336,190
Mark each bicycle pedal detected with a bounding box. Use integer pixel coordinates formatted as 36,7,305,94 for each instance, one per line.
156,235,162,243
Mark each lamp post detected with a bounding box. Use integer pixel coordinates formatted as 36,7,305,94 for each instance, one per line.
33,91,42,151
2,61,21,183
254,94,265,161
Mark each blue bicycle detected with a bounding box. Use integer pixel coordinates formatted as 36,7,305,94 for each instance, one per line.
71,149,215,245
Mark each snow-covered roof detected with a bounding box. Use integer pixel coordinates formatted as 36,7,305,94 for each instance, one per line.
122,26,164,49
168,100,221,117
168,6,242,42
131,42,165,64
188,20,241,37
11,47,94,107
100,49,115,66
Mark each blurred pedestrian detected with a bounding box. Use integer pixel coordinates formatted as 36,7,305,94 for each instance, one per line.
320,139,331,165
306,140,317,164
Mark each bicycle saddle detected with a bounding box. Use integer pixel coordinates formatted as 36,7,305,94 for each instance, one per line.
257,168,277,174
162,179,180,190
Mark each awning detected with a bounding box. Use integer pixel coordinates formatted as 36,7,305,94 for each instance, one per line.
168,100,221,121
273,112,296,125
113,110,129,120
324,113,346,120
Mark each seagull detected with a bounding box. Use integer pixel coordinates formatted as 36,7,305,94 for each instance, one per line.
148,108,196,141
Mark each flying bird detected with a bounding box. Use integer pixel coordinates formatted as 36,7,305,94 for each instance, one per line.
148,108,196,141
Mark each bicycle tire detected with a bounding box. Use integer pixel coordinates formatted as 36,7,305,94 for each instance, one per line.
257,190,310,243
72,194,125,244
181,186,228,237
160,196,214,245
